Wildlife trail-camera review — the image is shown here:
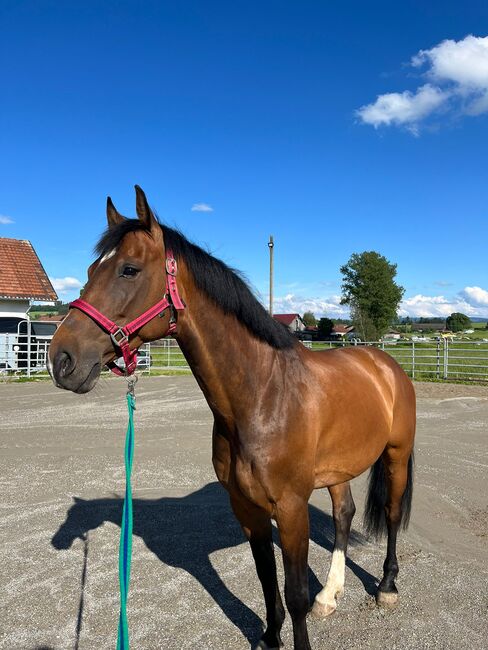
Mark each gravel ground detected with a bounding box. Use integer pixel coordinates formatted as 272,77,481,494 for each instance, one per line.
0,377,487,650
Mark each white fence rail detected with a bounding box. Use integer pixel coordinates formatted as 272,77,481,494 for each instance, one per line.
1,334,488,383
303,339,488,382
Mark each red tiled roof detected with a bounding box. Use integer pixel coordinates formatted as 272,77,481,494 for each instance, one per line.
0,238,57,301
273,313,300,326
332,324,355,334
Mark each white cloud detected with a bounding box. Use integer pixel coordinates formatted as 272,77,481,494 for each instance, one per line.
272,293,349,318
357,34,488,132
400,286,488,318
49,276,83,294
412,35,488,89
357,84,448,132
0,214,14,224
265,285,488,320
460,286,488,307
191,203,214,212
399,294,462,318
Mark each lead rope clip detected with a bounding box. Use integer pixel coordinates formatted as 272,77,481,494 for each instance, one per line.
126,375,138,402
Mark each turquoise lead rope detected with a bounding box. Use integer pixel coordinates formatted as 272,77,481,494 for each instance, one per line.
117,377,137,650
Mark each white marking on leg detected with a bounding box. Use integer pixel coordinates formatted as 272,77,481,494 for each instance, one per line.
313,549,345,615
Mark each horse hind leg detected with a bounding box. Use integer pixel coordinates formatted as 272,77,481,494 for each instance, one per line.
365,447,414,608
311,482,356,618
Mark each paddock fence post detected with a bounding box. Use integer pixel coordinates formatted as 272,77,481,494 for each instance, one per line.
436,339,440,379
27,321,32,379
443,339,449,380
412,341,415,380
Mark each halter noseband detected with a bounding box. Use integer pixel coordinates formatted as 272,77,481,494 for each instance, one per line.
69,249,185,376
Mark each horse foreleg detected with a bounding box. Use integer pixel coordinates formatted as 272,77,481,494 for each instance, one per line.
230,495,285,649
276,496,312,650
311,481,355,618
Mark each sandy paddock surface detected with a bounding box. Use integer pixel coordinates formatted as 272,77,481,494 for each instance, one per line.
0,376,487,650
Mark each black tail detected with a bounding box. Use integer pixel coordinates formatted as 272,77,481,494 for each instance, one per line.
363,452,414,539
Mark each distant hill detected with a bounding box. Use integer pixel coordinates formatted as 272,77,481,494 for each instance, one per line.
407,316,486,323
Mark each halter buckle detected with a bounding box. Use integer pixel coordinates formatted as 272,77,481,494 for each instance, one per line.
165,257,177,276
111,328,128,347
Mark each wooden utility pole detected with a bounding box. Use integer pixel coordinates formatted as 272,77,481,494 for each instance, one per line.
268,235,274,315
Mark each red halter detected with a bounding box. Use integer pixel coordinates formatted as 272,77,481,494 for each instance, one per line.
69,250,185,376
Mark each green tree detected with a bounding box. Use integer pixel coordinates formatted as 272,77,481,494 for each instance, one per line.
318,317,334,338
446,312,471,332
302,311,317,327
340,251,404,341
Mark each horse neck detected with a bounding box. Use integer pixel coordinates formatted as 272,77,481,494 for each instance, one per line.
174,263,286,426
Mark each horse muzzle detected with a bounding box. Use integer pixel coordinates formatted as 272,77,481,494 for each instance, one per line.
50,347,102,394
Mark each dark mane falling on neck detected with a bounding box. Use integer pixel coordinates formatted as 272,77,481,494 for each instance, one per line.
95,220,296,350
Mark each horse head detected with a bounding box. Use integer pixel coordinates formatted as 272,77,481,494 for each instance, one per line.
49,186,172,393
51,496,120,550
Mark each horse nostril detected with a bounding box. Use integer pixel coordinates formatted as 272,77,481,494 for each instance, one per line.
55,350,75,378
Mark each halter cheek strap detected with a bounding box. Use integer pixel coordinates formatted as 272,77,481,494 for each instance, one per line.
69,250,185,376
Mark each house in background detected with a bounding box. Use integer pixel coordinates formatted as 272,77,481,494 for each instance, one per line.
330,324,355,340
0,237,57,326
383,330,402,341
273,313,306,333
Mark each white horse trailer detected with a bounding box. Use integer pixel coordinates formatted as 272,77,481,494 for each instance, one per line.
0,317,59,374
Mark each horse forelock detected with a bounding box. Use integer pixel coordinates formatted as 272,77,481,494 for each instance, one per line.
94,219,152,258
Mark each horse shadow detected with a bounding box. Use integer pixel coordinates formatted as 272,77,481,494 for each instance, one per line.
51,482,377,646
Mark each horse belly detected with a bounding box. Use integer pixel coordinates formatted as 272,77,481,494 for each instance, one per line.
313,411,390,488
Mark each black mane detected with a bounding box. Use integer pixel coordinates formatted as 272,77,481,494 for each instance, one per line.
95,220,296,350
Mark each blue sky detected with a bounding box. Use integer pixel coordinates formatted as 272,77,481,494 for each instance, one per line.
1,1,488,318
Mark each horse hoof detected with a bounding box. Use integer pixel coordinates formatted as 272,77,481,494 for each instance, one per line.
254,632,283,649
376,590,399,609
310,599,337,618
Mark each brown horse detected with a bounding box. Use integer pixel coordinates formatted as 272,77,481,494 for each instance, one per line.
49,186,416,650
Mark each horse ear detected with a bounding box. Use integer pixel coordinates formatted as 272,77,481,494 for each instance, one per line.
106,197,125,228
134,185,160,234
135,185,151,224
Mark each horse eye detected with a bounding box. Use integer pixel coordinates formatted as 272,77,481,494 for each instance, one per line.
121,266,139,278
